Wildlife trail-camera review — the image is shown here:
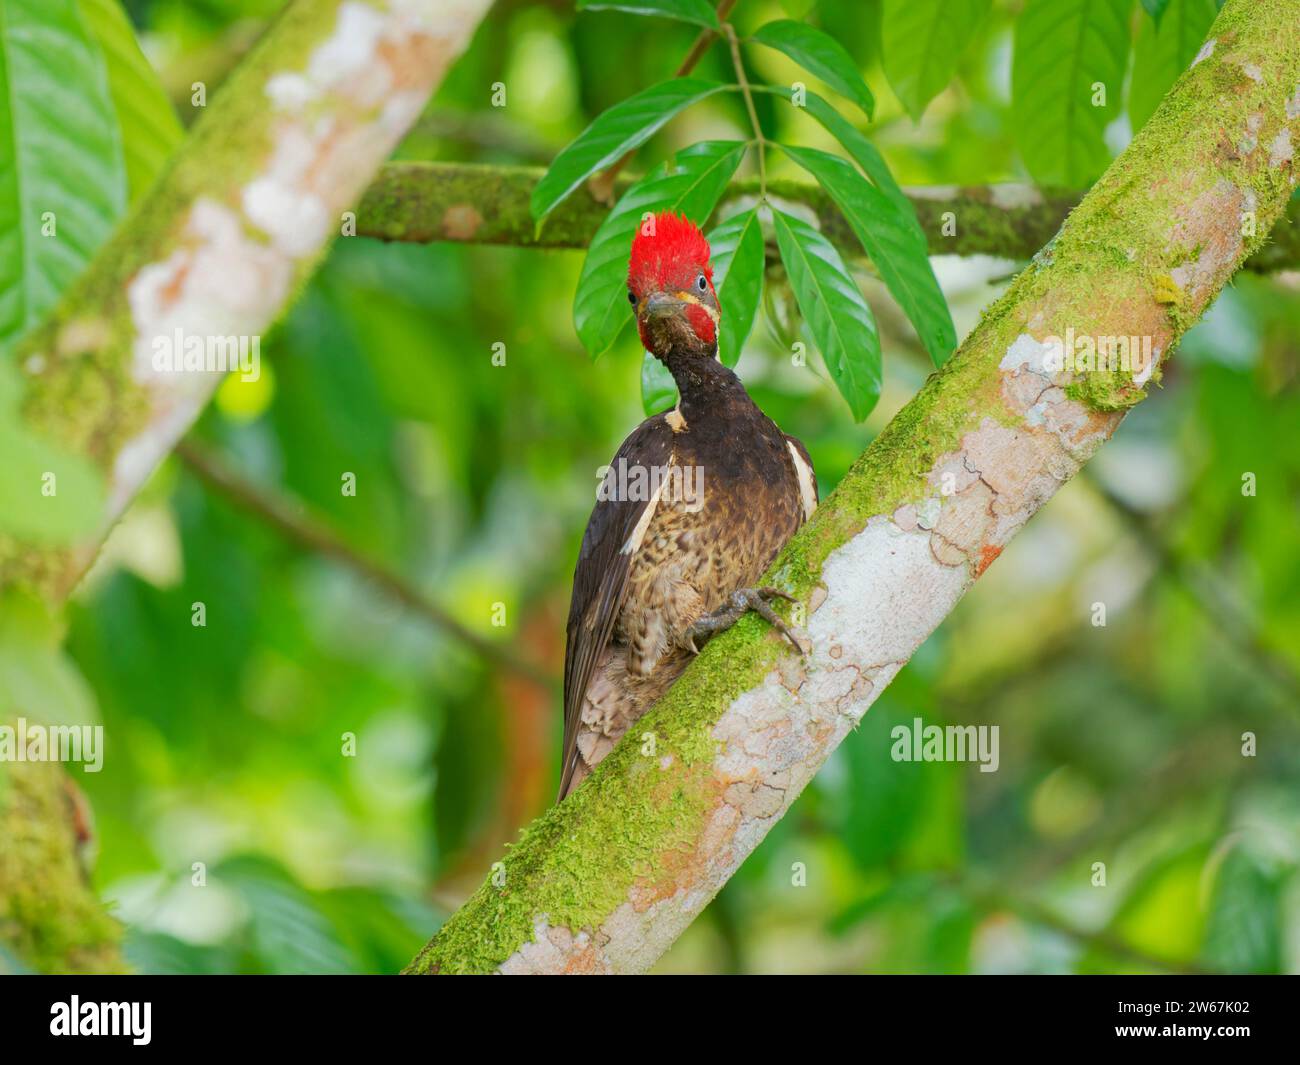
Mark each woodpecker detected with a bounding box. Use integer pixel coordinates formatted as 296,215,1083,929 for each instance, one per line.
558,211,817,800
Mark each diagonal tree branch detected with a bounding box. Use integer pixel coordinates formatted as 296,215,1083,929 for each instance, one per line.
177,440,554,688
353,162,1299,271
0,0,496,976
408,0,1300,974
0,0,494,605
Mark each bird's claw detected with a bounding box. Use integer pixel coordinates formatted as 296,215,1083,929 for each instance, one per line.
740,587,808,655
684,586,809,657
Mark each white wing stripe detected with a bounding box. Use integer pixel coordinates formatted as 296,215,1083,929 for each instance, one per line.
620,462,672,555
787,440,817,521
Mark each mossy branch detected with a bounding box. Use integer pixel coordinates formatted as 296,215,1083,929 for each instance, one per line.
0,0,494,975
355,162,1298,272
409,0,1300,975
0,759,124,974
0,0,494,603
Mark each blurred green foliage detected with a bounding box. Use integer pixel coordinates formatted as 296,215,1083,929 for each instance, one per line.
1,0,1297,975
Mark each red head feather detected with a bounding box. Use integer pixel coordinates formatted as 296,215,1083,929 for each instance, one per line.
627,211,712,296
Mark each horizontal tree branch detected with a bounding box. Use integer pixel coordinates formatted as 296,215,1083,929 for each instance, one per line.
408,0,1300,974
356,162,1299,272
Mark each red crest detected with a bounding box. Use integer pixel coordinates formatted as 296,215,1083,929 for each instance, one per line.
628,212,712,295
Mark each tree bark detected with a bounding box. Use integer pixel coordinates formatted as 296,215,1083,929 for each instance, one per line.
408,0,1300,975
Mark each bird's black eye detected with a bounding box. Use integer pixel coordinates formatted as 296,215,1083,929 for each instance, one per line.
628,290,637,305
697,274,708,292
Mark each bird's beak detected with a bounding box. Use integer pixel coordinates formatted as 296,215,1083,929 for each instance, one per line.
644,291,684,320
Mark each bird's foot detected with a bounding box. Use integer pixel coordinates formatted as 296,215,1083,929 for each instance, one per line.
685,587,808,655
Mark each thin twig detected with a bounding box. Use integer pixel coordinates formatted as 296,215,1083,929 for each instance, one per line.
724,23,766,198
586,0,739,202
1086,472,1300,712
176,440,555,689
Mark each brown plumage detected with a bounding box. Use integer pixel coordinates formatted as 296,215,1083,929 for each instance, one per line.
558,213,817,800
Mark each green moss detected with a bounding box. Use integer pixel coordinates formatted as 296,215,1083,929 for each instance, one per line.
0,758,123,974
1001,0,1300,416
408,618,783,974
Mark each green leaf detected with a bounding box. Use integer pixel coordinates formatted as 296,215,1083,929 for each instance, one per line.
751,19,875,120
881,0,991,122
0,591,99,728
530,77,730,222
0,0,128,348
574,140,746,357
1011,0,1133,188
433,689,502,865
1201,846,1283,974
755,84,910,211
771,207,881,421
1099,843,1211,970
316,885,442,976
217,856,360,975
124,931,239,976
640,349,677,414
781,144,954,367
576,0,720,29
708,208,765,367
801,95,903,206
836,704,933,869
77,0,182,200
1128,0,1217,132
1141,0,1171,22
924,894,975,973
